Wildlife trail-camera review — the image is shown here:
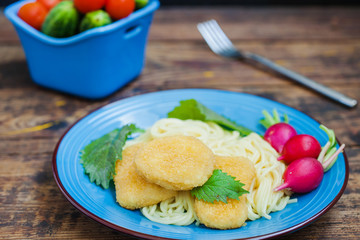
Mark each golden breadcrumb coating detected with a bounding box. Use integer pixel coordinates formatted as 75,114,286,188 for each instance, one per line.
194,155,256,229
134,135,215,191
114,143,176,210
194,198,248,230
214,155,256,191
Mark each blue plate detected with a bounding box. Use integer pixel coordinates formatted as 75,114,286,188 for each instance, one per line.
53,89,348,240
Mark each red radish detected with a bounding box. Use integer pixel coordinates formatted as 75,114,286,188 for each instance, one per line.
278,134,322,165
264,122,297,153
274,157,324,193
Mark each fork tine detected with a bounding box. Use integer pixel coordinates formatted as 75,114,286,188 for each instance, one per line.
197,19,238,57
207,20,235,50
197,21,221,54
208,20,239,57
198,20,226,54
204,21,233,56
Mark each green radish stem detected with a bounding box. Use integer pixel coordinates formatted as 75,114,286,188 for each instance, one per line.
317,124,344,172
323,148,338,171
259,109,289,129
322,144,345,170
317,141,330,163
320,125,336,147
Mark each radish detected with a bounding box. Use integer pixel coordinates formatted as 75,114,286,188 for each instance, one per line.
274,143,345,194
264,122,297,153
278,134,322,165
259,110,347,193
274,157,324,193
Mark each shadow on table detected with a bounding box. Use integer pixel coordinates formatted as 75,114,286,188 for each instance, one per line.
0,60,34,88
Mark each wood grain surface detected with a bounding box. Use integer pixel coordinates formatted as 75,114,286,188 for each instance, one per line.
0,6,359,240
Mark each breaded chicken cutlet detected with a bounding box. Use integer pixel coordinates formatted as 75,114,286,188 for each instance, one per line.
194,155,256,229
134,135,215,191
114,143,177,210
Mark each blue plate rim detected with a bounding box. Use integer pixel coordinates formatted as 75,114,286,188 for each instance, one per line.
52,88,349,240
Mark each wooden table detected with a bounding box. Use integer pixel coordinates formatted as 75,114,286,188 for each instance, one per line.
0,5,359,240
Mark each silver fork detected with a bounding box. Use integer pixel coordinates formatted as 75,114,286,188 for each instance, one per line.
197,19,357,108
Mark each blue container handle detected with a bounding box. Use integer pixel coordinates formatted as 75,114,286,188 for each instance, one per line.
124,24,142,39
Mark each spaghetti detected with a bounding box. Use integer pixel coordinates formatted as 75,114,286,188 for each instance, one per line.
125,118,294,225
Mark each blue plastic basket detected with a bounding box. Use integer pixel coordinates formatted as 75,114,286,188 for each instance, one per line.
5,0,160,99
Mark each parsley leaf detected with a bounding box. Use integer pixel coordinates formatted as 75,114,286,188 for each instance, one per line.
80,124,142,189
190,169,249,203
167,99,252,136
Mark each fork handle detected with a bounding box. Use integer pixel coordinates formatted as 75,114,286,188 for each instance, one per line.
242,53,357,108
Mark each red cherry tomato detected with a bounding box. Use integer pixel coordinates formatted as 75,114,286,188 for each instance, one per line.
74,0,106,14
105,0,135,20
17,2,48,30
37,0,61,10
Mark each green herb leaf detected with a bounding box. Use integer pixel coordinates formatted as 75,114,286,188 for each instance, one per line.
259,109,289,129
167,99,252,136
191,169,249,204
80,124,142,189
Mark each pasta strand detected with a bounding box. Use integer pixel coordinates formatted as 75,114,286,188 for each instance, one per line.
126,119,294,225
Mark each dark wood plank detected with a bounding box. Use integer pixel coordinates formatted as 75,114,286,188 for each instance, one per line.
2,7,360,43
1,40,359,143
149,7,360,41
0,5,359,240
